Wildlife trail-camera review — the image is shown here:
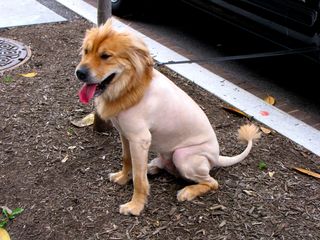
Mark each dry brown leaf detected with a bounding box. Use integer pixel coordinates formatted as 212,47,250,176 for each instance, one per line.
293,167,320,179
222,106,249,118
264,95,276,105
19,71,37,78
260,126,272,134
71,112,94,127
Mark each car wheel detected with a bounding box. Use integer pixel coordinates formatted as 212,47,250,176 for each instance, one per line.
111,0,132,16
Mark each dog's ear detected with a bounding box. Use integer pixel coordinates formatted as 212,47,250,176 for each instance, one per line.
128,45,153,80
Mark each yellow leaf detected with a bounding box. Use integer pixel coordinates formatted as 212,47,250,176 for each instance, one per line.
268,171,275,178
71,112,95,127
19,72,37,78
264,96,276,105
293,167,320,179
222,106,249,118
0,228,11,240
260,126,272,134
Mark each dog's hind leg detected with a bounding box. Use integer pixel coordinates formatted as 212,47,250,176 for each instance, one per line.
147,157,164,175
148,153,180,176
109,135,132,185
173,150,218,201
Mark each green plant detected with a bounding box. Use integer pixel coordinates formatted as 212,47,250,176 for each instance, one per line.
258,161,267,170
0,207,24,228
2,76,13,84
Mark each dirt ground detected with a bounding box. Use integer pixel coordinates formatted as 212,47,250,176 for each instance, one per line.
0,19,319,240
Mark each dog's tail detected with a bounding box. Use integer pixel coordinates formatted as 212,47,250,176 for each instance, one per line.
215,124,261,167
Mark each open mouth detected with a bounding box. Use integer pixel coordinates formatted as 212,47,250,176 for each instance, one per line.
78,73,116,104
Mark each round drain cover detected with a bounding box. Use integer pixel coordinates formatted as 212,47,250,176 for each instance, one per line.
0,37,31,72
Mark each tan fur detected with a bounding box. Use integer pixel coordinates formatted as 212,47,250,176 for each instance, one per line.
78,19,153,119
77,19,260,216
238,124,261,143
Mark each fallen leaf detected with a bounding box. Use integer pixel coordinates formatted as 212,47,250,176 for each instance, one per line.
71,112,94,128
293,167,320,179
0,228,11,240
268,171,275,178
260,126,272,134
19,72,37,78
68,146,76,150
264,95,276,105
222,106,249,118
61,154,69,163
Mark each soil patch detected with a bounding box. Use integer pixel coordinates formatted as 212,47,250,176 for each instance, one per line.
0,19,319,240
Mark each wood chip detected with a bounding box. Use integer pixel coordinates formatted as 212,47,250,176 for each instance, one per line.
219,220,227,228
61,154,69,163
293,167,320,179
243,190,256,196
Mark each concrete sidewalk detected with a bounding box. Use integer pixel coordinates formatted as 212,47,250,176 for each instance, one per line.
0,0,66,28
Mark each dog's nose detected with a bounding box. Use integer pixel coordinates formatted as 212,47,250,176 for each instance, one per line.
76,67,89,81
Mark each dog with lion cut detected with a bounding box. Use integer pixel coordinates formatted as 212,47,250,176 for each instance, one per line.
75,19,260,216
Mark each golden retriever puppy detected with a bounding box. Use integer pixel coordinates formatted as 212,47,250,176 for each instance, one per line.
75,19,260,216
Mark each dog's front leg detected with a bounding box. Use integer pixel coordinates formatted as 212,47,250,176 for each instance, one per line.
119,136,150,216
109,134,132,185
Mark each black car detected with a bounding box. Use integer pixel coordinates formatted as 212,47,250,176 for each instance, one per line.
112,0,320,50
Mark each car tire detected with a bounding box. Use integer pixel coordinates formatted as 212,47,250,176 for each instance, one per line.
111,0,132,16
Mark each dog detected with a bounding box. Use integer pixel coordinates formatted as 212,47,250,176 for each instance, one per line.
75,19,261,216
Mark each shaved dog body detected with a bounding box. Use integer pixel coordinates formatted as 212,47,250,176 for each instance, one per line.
76,19,260,216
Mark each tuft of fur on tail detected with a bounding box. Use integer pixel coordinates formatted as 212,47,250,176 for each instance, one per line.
238,124,261,144
215,124,261,167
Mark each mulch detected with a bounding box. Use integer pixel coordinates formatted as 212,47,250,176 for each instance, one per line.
0,19,319,240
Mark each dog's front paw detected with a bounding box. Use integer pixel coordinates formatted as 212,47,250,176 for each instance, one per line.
109,171,131,185
119,201,144,216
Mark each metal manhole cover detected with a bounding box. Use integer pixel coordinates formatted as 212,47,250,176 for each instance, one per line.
0,37,31,72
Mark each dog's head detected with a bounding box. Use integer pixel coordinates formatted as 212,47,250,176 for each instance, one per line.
76,19,153,104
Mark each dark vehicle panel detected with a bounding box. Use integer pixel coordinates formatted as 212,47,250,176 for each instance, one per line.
183,0,320,45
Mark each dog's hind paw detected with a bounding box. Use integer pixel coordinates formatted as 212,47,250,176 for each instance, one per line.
109,171,131,185
147,164,161,175
177,187,197,202
177,182,218,202
119,201,144,216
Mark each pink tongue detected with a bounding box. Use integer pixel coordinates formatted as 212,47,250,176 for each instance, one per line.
78,84,97,104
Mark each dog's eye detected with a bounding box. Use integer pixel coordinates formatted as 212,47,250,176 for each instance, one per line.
100,53,110,60
84,49,88,55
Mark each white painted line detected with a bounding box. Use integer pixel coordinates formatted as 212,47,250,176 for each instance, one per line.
58,0,320,156
0,0,66,29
